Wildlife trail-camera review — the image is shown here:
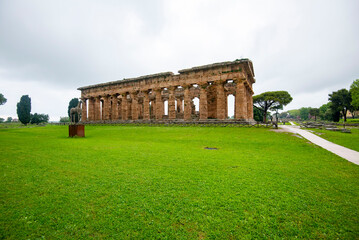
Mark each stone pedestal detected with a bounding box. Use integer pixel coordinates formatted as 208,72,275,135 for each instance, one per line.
69,124,85,137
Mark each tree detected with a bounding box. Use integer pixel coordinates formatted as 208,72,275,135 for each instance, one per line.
60,116,70,123
17,95,31,125
350,79,359,118
328,89,352,122
68,98,79,123
319,103,333,121
299,107,310,120
30,113,49,125
309,108,320,121
0,118,4,123
253,91,293,122
0,93,7,105
6,117,13,123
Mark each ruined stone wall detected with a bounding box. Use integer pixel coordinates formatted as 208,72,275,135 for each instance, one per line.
78,59,255,122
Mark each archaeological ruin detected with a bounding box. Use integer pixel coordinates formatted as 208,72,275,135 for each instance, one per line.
78,59,255,123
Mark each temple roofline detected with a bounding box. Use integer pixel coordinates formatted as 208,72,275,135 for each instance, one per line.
77,58,253,91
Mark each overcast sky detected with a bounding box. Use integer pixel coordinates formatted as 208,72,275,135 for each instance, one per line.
1,0,358,121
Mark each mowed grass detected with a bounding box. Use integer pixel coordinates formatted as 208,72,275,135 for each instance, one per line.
308,128,359,152
1,125,359,239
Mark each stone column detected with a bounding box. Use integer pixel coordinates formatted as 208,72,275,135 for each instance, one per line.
94,97,101,121
143,91,150,120
199,84,208,120
155,89,163,120
235,80,248,120
131,92,139,120
176,98,182,113
168,87,176,120
111,95,118,120
121,94,128,120
81,98,87,122
87,98,93,121
183,85,192,120
216,81,225,120
247,88,254,120
103,96,110,120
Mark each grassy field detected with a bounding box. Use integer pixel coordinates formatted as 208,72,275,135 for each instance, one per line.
308,128,359,152
1,125,358,239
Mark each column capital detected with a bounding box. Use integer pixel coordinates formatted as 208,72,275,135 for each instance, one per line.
199,83,208,89
214,80,225,86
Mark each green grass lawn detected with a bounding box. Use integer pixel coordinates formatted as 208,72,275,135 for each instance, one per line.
308,128,359,152
1,125,358,239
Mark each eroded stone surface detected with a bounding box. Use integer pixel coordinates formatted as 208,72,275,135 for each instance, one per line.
78,59,255,122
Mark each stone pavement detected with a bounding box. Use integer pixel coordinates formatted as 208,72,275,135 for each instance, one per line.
280,123,359,165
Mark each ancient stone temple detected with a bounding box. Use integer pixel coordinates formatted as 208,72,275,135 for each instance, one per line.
78,59,255,122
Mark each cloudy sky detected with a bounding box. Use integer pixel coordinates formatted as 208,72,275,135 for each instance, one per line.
0,0,358,121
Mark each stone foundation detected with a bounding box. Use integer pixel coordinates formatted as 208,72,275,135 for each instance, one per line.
78,59,255,123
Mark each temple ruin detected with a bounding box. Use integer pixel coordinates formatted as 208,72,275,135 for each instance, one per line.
78,59,255,122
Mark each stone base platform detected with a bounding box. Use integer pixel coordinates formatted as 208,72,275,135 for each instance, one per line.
69,124,85,137
80,119,258,126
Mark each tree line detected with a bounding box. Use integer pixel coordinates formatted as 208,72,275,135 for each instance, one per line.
0,94,49,125
278,79,359,122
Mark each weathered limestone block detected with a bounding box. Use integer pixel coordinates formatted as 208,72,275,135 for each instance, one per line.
78,59,256,122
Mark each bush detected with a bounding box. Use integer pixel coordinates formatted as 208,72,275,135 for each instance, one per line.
30,113,49,125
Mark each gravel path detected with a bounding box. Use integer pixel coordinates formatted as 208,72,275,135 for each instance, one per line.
280,124,359,165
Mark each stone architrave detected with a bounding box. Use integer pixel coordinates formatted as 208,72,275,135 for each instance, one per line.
78,59,256,123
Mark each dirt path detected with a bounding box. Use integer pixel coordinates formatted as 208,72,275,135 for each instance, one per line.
280,124,359,165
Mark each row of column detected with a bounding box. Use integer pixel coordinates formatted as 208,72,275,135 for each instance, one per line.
81,80,253,122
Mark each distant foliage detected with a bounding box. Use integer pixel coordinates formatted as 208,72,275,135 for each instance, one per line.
329,89,352,122
253,91,293,122
6,117,13,123
16,95,31,125
309,108,320,121
0,93,7,105
0,118,4,123
319,103,333,121
30,113,49,125
60,116,70,123
350,79,359,116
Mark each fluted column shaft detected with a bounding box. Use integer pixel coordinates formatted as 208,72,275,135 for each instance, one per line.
131,92,139,120
155,89,163,120
235,80,248,120
143,92,150,120
176,98,182,113
81,98,87,122
103,96,110,120
247,88,253,120
168,87,176,119
199,85,208,120
216,81,225,120
184,86,191,120
111,95,118,120
94,97,101,121
121,94,128,120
